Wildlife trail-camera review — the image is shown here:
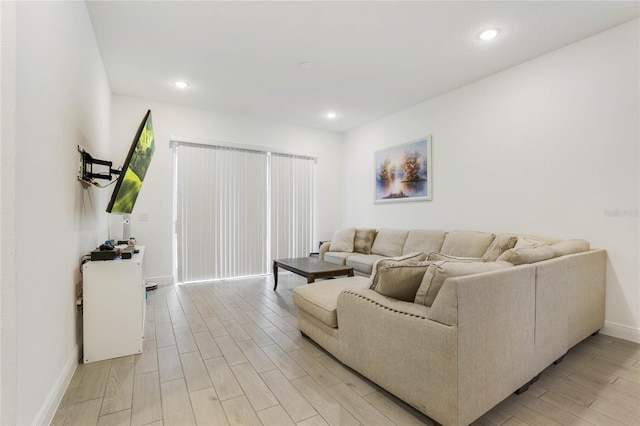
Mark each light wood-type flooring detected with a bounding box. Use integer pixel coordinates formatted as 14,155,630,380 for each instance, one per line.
53,273,640,426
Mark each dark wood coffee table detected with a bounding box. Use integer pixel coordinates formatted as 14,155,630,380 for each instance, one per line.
272,257,354,290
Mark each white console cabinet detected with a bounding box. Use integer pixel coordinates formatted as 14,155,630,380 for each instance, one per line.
82,246,146,363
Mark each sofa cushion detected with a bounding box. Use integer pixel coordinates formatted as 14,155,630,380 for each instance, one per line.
550,239,590,257
354,228,377,254
329,228,356,253
369,252,428,289
482,233,518,261
415,260,512,307
402,230,447,255
497,245,556,265
324,251,352,266
373,262,431,302
440,231,496,258
346,253,386,275
292,276,371,328
371,228,409,257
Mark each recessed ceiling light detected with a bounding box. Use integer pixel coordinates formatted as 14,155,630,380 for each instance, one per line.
478,28,500,41
299,62,312,70
174,80,189,89
325,112,337,119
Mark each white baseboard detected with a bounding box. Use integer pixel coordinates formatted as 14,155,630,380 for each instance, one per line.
144,275,174,286
601,321,640,343
33,345,78,425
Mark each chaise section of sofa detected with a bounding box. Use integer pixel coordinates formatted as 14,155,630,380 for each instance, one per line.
292,276,371,357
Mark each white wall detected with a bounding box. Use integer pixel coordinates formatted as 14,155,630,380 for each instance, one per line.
14,2,112,424
111,96,344,283
1,1,18,424
343,20,640,341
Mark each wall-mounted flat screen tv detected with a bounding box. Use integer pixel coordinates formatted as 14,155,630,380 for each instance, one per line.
106,109,155,214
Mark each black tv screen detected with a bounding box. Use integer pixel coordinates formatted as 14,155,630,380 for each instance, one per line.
106,110,155,214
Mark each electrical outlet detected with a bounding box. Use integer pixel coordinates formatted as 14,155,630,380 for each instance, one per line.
139,213,149,221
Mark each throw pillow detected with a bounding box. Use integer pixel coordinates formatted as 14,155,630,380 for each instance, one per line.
354,228,377,254
497,245,556,265
329,228,356,253
374,262,431,302
369,252,428,289
482,234,518,261
415,260,513,307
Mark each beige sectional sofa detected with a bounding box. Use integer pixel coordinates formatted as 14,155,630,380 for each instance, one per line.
293,228,605,426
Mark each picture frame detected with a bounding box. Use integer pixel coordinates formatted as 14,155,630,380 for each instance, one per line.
374,136,432,203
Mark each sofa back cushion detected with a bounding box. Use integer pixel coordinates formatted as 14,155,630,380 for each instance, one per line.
550,239,590,257
440,230,496,258
402,230,447,255
373,262,431,302
329,228,356,252
497,238,590,265
482,233,518,261
415,260,512,307
514,237,547,248
497,245,555,265
371,228,409,257
354,228,377,254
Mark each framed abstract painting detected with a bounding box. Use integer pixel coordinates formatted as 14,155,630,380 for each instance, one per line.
374,136,432,203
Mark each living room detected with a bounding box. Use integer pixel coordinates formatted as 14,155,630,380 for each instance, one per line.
1,1,638,425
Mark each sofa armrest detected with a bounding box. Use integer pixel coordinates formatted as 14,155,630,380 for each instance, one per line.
534,249,606,353
319,241,331,260
438,264,538,425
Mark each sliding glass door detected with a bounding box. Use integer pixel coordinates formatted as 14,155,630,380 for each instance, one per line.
173,141,315,283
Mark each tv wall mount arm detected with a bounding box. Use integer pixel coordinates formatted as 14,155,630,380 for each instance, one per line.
77,145,121,186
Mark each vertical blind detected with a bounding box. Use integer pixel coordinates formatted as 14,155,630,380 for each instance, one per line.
174,142,315,282
270,153,314,260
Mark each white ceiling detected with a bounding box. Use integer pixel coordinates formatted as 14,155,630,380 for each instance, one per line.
86,1,639,133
